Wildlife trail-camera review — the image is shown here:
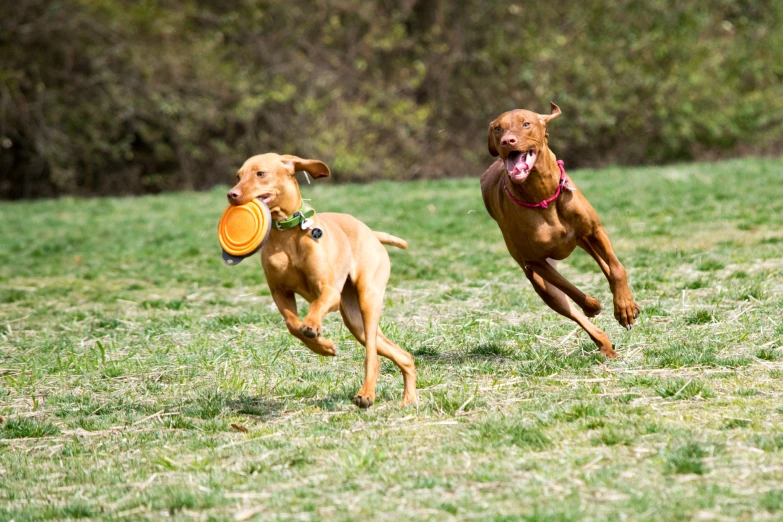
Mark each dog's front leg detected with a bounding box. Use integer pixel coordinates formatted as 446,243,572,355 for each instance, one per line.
300,285,342,340
580,228,640,329
271,288,336,356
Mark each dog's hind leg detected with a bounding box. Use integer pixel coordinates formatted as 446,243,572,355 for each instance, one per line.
340,279,417,407
526,259,603,318
340,279,379,408
524,264,617,358
377,331,417,405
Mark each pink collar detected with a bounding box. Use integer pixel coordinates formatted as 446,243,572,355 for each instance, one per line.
503,160,574,209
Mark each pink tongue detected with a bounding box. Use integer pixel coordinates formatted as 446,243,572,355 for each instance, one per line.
506,154,527,176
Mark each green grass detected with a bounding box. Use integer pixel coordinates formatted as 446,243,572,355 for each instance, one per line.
1,158,783,520
656,377,715,400
0,417,60,439
663,441,712,475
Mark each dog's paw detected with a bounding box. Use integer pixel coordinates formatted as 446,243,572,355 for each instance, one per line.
582,296,602,317
353,394,374,409
614,299,640,329
592,331,617,359
305,337,336,357
300,323,322,339
600,345,619,358
400,392,418,407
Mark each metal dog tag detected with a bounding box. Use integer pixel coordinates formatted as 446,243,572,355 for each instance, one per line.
310,227,323,240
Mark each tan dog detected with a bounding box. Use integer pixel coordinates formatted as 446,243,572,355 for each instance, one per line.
227,153,417,407
481,103,639,357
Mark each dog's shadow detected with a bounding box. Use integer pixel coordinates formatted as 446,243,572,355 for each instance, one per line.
226,390,358,421
413,341,517,364
226,396,286,422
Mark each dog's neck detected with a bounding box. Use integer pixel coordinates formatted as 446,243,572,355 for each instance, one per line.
504,148,561,206
270,185,306,222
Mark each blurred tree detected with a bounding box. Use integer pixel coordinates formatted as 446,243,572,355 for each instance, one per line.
1,0,782,198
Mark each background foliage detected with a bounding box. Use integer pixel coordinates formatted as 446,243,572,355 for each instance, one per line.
2,0,782,198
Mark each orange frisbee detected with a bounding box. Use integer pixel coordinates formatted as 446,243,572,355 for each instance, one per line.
217,198,272,265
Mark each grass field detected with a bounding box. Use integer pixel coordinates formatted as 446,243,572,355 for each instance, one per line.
1,158,783,521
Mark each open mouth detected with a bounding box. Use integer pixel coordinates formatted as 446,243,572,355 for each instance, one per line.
258,193,274,205
505,149,537,182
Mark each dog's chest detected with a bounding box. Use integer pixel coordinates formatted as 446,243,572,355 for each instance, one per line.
263,248,293,273
500,209,576,260
261,237,322,289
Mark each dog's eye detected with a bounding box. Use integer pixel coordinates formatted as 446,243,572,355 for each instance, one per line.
256,171,266,177
523,122,531,128
494,125,502,132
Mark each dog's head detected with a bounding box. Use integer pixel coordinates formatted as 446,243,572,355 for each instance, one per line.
488,102,561,183
227,153,330,211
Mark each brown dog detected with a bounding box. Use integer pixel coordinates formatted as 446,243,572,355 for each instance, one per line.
227,153,417,407
481,103,639,357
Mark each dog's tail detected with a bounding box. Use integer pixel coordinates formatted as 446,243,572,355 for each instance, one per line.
374,231,408,250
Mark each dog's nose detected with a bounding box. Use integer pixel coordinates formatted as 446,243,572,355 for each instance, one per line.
227,190,240,202
501,135,518,147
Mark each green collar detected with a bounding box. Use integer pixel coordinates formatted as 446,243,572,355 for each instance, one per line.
274,203,315,230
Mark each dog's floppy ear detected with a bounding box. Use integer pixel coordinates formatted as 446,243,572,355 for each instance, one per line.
487,124,499,157
280,155,331,179
538,101,561,125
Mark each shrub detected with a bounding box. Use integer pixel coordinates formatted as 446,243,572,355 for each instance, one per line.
3,1,783,198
